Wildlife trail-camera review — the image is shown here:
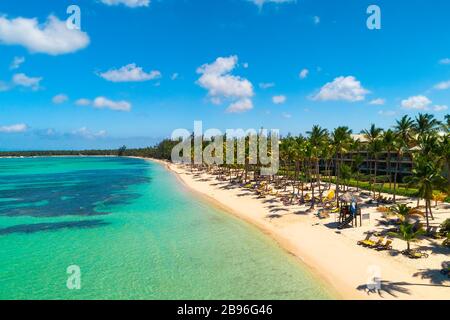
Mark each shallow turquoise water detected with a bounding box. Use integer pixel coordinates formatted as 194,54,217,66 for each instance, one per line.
0,157,332,299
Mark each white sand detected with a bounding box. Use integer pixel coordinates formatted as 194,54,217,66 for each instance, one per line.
150,159,450,300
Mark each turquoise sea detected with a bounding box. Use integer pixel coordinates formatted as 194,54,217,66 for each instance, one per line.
0,157,332,299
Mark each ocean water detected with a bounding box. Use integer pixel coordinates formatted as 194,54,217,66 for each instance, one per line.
0,157,332,299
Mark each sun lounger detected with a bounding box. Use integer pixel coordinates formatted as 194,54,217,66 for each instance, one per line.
375,239,393,251
426,226,442,239
357,234,373,246
402,250,429,259
358,235,382,247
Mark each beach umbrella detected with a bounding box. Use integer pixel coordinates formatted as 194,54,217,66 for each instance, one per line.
340,192,363,203
340,192,353,203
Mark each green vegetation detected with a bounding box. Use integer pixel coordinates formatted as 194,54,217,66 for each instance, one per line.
389,221,425,253
1,113,449,231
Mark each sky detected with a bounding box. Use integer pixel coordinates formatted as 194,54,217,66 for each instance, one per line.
1,0,450,150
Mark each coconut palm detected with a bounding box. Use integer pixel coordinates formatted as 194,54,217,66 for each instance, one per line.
390,203,424,222
307,125,329,202
389,221,425,253
382,129,396,189
394,115,415,146
414,113,441,137
392,116,416,202
362,125,383,198
438,134,450,194
331,126,353,207
408,156,446,229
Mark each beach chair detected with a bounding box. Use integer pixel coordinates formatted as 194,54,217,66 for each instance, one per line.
402,249,429,259
376,238,393,251
426,226,442,239
330,206,339,213
358,235,381,247
322,190,335,202
357,234,373,246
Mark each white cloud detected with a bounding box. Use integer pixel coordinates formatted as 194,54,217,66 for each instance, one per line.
0,15,89,55
282,112,292,118
369,98,385,105
226,98,253,113
99,63,161,82
93,96,131,112
197,55,254,113
313,16,320,24
439,58,450,65
259,82,275,89
72,127,107,139
433,105,448,112
299,68,309,79
100,0,150,7
272,95,286,104
75,97,130,111
75,98,91,106
378,110,396,117
434,80,450,90
52,94,68,104
10,56,24,69
249,0,294,7
0,123,28,133
401,95,432,110
242,62,249,68
312,76,369,102
12,73,42,90
171,73,179,80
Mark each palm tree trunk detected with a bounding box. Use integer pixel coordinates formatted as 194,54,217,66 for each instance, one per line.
387,152,392,189
317,159,322,201
373,157,378,199
393,152,400,203
335,154,340,208
428,199,434,220
446,159,450,195
425,200,430,230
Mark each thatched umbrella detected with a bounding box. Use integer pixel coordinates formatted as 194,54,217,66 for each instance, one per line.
340,192,363,204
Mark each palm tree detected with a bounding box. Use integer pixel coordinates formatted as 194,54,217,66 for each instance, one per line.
331,126,352,207
438,134,450,194
394,115,415,146
393,115,415,202
390,221,425,253
339,163,352,192
307,125,329,204
414,113,441,137
382,129,396,189
408,156,446,229
362,124,383,198
390,203,424,222
352,153,364,191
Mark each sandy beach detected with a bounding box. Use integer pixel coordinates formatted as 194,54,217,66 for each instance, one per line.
150,159,450,300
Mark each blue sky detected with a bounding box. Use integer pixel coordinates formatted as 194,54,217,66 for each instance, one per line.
1,0,450,150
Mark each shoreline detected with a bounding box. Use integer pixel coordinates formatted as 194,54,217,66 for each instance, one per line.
147,158,450,300
148,158,343,299
4,155,448,299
